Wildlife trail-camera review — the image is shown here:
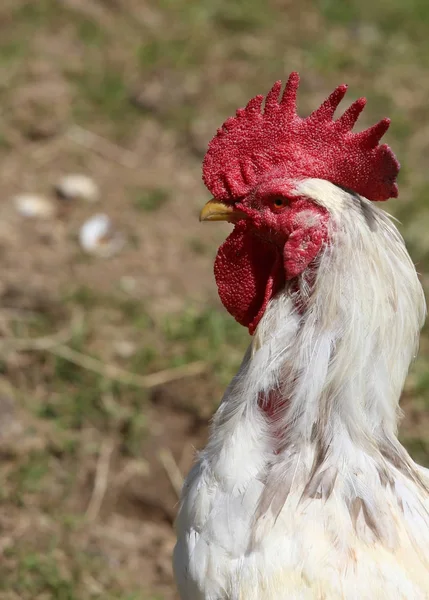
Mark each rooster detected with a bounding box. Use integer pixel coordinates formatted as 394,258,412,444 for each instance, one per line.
173,72,429,599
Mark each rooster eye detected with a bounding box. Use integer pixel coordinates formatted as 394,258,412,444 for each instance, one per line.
272,197,288,209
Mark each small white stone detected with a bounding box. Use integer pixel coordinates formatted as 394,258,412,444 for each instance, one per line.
79,213,125,258
113,340,137,359
55,174,99,203
13,194,56,219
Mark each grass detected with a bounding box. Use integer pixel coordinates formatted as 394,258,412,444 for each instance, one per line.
319,0,429,36
137,38,201,71
133,188,171,212
1,544,148,599
76,18,107,47
212,0,278,32
62,285,247,385
12,451,51,495
8,287,246,455
72,68,141,139
160,306,247,391
4,552,77,598
188,237,210,255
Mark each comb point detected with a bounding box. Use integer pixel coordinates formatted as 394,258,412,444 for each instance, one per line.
310,84,348,122
280,72,300,114
337,97,367,130
265,80,282,113
203,72,399,203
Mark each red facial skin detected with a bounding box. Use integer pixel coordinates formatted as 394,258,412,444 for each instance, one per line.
214,177,329,334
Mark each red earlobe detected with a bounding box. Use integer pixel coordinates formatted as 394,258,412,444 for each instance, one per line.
284,221,329,280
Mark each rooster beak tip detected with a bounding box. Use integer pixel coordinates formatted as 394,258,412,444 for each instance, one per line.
199,199,248,223
199,199,235,222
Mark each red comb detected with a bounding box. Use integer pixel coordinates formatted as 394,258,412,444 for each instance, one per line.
203,72,399,202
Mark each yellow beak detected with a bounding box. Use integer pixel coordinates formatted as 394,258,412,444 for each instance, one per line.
199,199,246,223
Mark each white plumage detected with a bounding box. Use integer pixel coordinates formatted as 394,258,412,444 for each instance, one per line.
174,180,429,599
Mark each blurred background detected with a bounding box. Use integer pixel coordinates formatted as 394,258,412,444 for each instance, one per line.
0,0,429,598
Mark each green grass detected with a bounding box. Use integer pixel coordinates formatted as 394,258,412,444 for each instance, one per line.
319,0,429,37
14,286,247,434
72,68,140,137
64,285,101,310
133,188,171,212
137,37,201,70
211,0,278,32
12,451,50,495
163,306,247,386
76,17,107,47
188,237,210,255
0,38,29,64
5,552,77,598
12,0,58,26
1,545,149,599
63,286,247,385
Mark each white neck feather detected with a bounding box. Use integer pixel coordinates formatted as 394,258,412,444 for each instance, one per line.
263,184,425,448
203,182,427,540
211,182,425,452
174,182,429,599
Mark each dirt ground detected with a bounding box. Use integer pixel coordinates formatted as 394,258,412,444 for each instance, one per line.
1,1,429,598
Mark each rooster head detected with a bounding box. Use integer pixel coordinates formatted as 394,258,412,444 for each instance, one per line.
200,72,400,333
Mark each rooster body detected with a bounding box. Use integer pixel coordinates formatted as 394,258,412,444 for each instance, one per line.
174,76,429,598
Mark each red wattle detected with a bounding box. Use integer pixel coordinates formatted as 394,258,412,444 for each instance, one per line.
214,223,284,334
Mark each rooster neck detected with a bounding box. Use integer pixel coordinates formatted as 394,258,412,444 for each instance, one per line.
204,190,426,523
251,189,426,450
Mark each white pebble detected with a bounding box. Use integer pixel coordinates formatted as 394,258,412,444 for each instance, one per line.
113,340,137,359
13,194,56,219
79,213,125,258
55,174,99,203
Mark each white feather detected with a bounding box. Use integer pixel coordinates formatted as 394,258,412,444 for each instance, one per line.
174,179,429,598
